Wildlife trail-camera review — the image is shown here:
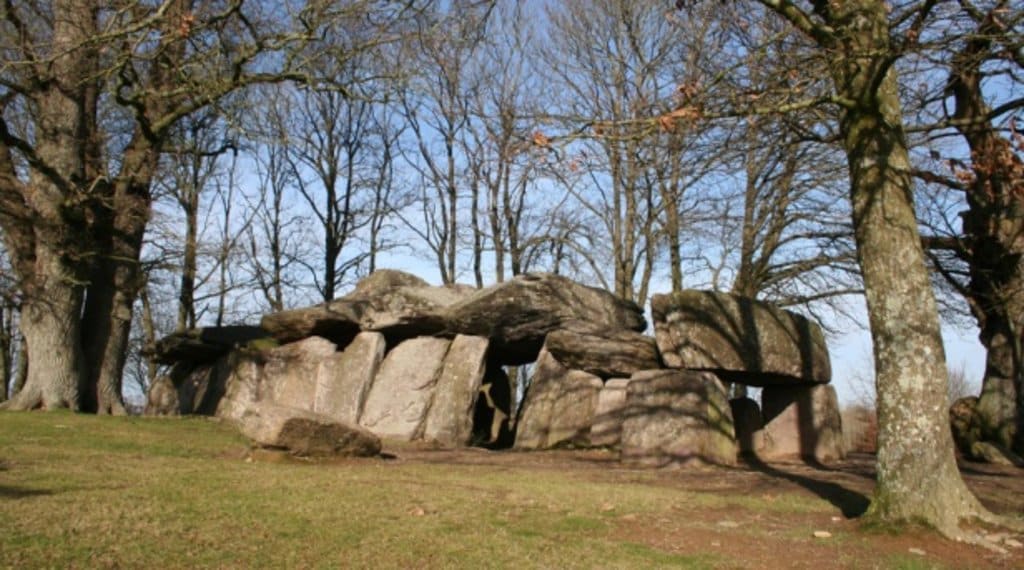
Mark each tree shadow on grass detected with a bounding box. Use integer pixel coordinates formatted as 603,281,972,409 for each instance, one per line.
0,485,54,500
741,455,871,519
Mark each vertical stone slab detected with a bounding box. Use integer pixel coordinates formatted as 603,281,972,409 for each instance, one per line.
760,384,845,463
215,351,265,423
314,332,385,424
422,335,490,447
514,348,568,450
591,378,631,448
359,337,451,440
265,337,337,411
621,370,737,467
546,370,603,447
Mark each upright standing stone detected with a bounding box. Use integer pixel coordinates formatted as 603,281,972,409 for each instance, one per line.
423,335,490,446
314,332,385,424
359,337,451,440
145,375,179,416
590,379,631,448
514,349,567,450
760,384,845,463
621,370,736,467
547,371,603,447
215,351,265,423
265,337,337,411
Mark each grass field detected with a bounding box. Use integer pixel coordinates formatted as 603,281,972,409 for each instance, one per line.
0,412,1020,569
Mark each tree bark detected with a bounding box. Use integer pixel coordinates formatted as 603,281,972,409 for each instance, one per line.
824,0,985,533
5,246,87,411
946,10,1024,455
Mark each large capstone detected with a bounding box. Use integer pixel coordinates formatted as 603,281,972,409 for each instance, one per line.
545,320,661,379
651,291,831,385
620,370,736,467
152,325,269,365
260,270,472,345
760,384,845,463
444,273,646,365
359,337,451,440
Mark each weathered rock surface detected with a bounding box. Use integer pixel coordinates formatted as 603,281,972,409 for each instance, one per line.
152,325,269,364
265,337,336,411
444,273,647,365
950,396,982,458
359,337,451,440
260,270,471,345
144,375,179,416
590,378,631,448
620,370,736,467
547,371,603,447
239,402,381,457
546,320,660,378
314,332,385,424
730,397,764,455
760,384,844,463
423,335,490,446
515,349,603,449
214,351,265,423
651,291,830,385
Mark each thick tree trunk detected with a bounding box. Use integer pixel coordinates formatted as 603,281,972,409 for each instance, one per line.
832,1,985,533
4,248,87,411
947,15,1024,454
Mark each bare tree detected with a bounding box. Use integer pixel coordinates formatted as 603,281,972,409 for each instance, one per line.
0,1,431,412
398,3,494,285
716,0,999,537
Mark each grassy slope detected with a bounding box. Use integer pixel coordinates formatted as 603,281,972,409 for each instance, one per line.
0,412,964,569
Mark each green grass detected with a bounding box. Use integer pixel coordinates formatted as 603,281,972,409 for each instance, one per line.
0,412,1002,569
0,412,722,568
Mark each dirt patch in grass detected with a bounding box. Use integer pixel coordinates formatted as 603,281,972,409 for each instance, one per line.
384,444,1024,569
1,413,1022,569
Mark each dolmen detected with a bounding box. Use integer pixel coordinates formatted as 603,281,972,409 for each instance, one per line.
147,270,844,465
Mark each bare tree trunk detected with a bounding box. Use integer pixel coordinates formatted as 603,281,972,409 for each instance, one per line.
471,179,484,288
830,1,985,533
178,187,199,331
946,11,1024,454
4,248,86,411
